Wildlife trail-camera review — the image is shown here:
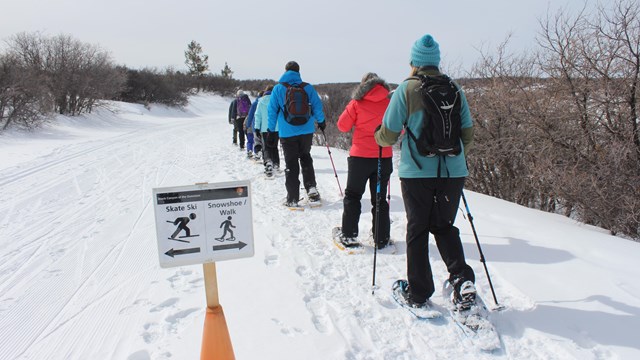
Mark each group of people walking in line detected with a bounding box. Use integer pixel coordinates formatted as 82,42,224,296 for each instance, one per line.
227,33,478,312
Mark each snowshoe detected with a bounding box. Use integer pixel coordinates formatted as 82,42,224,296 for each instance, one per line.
391,280,442,319
284,200,304,211
442,280,501,351
331,227,363,254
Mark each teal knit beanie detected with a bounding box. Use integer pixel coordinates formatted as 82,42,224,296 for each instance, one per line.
410,34,441,67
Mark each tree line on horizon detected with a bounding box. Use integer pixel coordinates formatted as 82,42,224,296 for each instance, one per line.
0,0,638,241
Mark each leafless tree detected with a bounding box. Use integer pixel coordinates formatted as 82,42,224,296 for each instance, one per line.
0,53,52,130
5,32,125,116
466,0,639,239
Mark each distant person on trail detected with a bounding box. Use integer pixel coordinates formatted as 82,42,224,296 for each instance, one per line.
374,34,476,312
267,61,326,207
228,93,238,145
254,84,280,177
245,91,263,159
229,90,251,149
334,72,393,250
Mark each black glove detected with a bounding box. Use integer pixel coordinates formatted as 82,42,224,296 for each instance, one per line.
318,121,327,131
255,131,262,139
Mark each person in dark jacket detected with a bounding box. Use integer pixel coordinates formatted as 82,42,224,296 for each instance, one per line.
228,95,238,145
375,34,476,311
335,72,393,249
229,90,250,149
267,61,326,206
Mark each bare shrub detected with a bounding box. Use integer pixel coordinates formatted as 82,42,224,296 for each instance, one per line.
466,0,640,240
0,53,52,130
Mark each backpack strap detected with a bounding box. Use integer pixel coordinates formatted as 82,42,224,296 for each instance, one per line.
404,127,423,170
279,81,308,89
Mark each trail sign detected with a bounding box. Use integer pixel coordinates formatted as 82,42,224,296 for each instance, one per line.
152,180,254,268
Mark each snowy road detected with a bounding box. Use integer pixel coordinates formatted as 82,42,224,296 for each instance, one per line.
1,95,638,360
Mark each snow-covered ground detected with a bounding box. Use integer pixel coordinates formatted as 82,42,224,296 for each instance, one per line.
0,94,639,360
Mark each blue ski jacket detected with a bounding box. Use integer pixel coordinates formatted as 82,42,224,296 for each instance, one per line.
267,70,325,138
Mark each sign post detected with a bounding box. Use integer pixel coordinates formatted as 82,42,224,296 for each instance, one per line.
152,180,254,360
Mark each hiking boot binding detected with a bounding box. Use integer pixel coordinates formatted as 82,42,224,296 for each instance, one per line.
393,280,427,308
337,233,360,248
451,279,477,311
307,187,321,202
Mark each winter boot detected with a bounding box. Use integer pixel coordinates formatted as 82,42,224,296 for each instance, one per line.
450,278,477,311
283,199,303,210
392,280,427,308
334,228,360,248
265,161,274,178
307,186,321,202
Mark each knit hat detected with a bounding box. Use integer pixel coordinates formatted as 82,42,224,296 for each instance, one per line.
410,34,441,67
285,61,300,72
236,90,244,97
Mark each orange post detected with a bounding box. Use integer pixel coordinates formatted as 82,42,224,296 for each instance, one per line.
200,263,235,360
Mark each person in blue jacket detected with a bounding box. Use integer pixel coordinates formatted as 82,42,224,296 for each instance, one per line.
375,34,476,312
244,92,262,159
255,85,280,177
267,61,326,207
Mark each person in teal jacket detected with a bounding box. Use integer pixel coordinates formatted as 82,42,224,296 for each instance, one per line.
375,34,477,312
267,61,326,207
254,85,280,176
244,92,261,159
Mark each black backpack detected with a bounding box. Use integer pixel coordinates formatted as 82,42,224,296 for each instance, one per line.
281,82,311,125
406,74,462,158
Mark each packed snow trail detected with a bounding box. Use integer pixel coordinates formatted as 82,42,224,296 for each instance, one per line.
0,95,637,359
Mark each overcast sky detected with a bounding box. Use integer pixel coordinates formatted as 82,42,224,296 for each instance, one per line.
1,0,595,84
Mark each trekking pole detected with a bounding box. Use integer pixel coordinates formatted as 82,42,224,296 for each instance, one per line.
387,179,391,208
321,129,343,197
461,191,503,309
372,146,382,295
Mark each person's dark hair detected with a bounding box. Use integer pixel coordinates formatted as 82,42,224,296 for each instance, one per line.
285,61,300,72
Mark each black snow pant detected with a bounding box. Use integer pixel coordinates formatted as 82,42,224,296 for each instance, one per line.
234,117,246,148
400,177,475,303
254,132,263,155
341,157,393,246
262,131,280,168
280,134,316,203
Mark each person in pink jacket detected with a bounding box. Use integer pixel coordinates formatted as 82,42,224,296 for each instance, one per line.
335,72,393,249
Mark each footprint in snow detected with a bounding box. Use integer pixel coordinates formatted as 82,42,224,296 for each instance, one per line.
127,350,151,360
141,322,160,344
165,308,200,333
264,252,279,266
149,297,179,312
304,296,334,334
271,318,306,337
